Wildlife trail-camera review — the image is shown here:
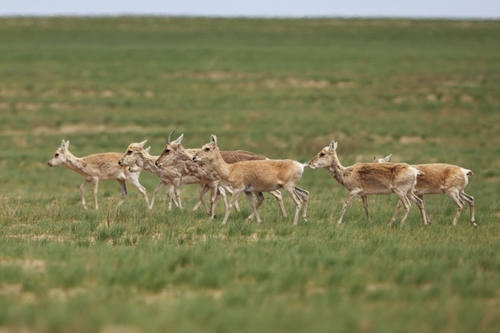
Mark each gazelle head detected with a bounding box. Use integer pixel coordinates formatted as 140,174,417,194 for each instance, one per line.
373,154,392,163
118,140,147,167
192,134,218,164
48,139,70,167
307,140,338,169
155,128,184,167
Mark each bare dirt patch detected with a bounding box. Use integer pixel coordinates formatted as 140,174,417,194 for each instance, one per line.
0,258,46,273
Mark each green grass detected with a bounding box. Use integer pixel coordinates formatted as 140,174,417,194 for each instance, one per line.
0,17,499,333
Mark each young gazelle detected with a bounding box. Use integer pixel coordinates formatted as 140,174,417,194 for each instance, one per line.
118,140,229,212
189,134,309,225
373,155,476,227
308,140,428,226
47,140,149,210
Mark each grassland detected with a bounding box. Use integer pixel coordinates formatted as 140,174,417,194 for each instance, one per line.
0,17,499,332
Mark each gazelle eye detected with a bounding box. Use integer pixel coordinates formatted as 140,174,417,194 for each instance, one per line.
205,147,210,151
55,153,59,157
319,153,325,157
127,150,133,155
165,149,170,153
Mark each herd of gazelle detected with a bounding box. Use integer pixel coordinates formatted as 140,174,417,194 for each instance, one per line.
47,130,476,227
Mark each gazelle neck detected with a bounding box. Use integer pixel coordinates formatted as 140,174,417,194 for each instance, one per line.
140,151,160,173
326,154,347,185
63,151,88,176
210,148,231,181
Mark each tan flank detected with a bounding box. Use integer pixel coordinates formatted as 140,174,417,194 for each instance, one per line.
308,140,428,226
373,155,476,227
47,139,149,210
189,134,309,225
155,130,288,220
220,150,288,219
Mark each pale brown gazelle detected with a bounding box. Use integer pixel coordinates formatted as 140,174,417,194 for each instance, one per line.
47,140,149,210
118,140,231,213
187,134,309,225
373,154,476,227
307,140,428,226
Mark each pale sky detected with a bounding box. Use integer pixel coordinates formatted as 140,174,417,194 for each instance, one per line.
1,0,499,18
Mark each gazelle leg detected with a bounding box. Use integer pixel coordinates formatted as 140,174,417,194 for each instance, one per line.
150,182,167,211
194,185,211,214
222,188,243,225
396,194,411,226
221,185,240,212
295,187,309,221
214,186,227,214
79,179,91,209
247,192,265,220
269,190,287,217
388,200,402,226
127,174,149,208
209,184,219,219
408,192,427,225
245,192,262,223
283,185,303,225
171,179,182,210
447,190,464,226
361,195,370,223
460,191,476,227
115,179,127,210
93,180,101,210
337,190,360,225
166,185,175,210
418,195,431,224
192,184,205,212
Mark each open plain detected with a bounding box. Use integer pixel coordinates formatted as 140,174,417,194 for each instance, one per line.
0,17,499,332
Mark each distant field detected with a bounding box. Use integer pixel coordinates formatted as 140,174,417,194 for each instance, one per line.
0,17,499,333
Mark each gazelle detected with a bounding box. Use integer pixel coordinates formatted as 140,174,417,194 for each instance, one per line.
308,140,428,226
373,155,476,227
189,134,309,225
118,140,229,213
47,140,149,210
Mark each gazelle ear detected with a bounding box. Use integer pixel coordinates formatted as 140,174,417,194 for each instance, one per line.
61,140,69,151
383,154,392,162
328,140,337,152
373,156,378,162
210,134,218,147
172,134,184,146
138,140,147,148
145,146,151,153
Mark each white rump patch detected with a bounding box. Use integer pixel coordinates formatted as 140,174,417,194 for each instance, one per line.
461,168,471,186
